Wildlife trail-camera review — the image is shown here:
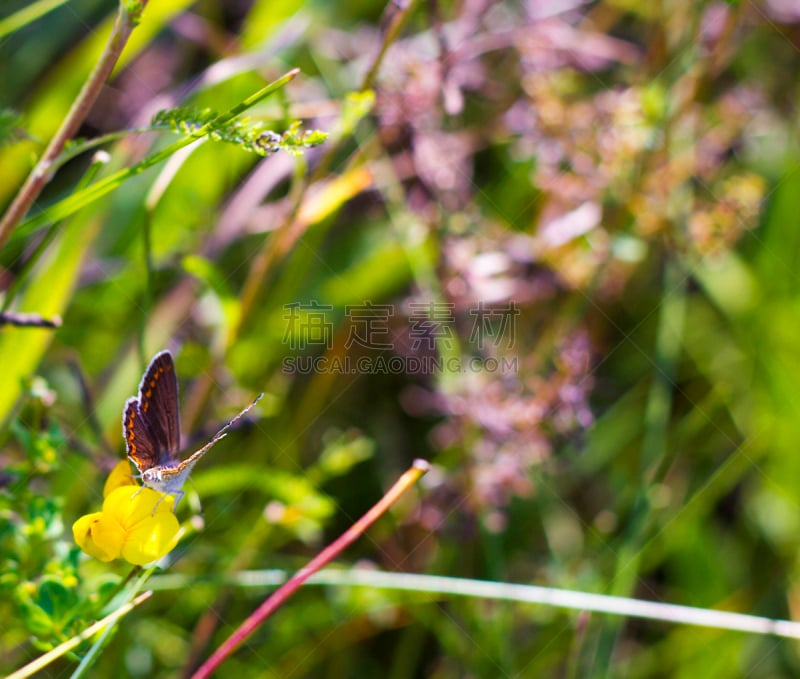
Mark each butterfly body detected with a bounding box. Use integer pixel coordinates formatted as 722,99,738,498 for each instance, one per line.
140,459,198,495
123,350,261,504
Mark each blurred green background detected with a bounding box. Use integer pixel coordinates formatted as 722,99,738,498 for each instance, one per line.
2,0,800,676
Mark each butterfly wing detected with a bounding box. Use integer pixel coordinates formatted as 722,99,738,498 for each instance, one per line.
151,392,263,493
123,398,160,473
123,350,181,473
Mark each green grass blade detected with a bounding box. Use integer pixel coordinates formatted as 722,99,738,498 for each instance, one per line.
0,0,70,40
6,592,151,679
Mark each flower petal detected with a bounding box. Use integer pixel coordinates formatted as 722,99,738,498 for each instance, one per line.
74,512,122,562
75,479,180,564
121,512,181,565
103,486,174,524
103,460,138,496
72,512,114,561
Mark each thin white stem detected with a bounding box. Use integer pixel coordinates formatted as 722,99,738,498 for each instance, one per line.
152,568,800,640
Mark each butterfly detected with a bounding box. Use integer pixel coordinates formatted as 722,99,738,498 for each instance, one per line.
123,350,261,505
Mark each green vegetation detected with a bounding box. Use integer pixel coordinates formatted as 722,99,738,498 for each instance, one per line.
2,0,800,676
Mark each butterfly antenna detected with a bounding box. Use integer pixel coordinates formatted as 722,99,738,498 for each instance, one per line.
215,392,262,438
193,393,263,456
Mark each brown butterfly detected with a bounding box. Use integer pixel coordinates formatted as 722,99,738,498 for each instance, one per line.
123,350,261,504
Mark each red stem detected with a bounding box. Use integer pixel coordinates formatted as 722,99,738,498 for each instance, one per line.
191,459,431,679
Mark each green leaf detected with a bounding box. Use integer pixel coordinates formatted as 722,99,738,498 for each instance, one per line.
152,107,327,156
0,0,69,40
35,577,78,627
338,90,376,137
0,109,30,147
315,431,374,480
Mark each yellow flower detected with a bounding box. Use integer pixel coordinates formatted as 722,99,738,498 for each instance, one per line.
73,477,181,566
103,460,138,496
72,512,113,561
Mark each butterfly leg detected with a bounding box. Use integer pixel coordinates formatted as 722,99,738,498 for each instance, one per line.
150,491,180,515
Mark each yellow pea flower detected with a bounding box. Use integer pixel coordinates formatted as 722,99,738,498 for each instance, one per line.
72,512,114,562
73,468,181,566
103,460,138,495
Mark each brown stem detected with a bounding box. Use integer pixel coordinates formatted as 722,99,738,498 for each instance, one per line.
0,1,148,255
